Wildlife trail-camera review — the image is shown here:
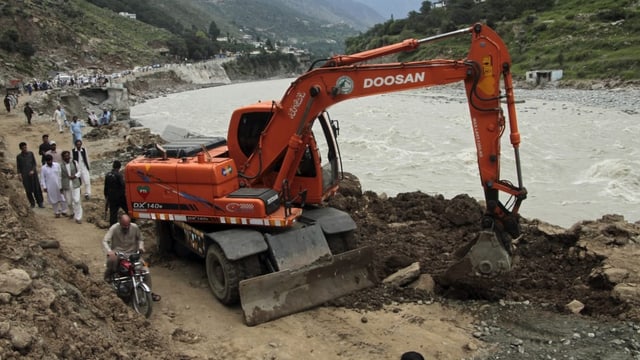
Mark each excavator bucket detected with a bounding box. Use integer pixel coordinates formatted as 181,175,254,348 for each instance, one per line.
239,246,376,326
442,230,512,284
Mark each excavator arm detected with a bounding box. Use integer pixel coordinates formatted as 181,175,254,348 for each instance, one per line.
238,23,526,249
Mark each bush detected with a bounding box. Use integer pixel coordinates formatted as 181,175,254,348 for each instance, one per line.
533,23,548,32
17,42,36,58
595,8,628,22
0,30,19,52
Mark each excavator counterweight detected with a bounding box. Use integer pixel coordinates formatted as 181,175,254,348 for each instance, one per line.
125,23,526,325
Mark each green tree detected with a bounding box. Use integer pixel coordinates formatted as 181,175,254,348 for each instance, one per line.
0,30,20,52
17,42,36,58
265,39,274,51
209,21,220,39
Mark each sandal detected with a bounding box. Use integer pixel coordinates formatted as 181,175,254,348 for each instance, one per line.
152,293,161,302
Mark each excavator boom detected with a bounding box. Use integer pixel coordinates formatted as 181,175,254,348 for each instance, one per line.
237,23,525,236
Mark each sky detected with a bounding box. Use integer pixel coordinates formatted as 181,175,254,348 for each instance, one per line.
359,0,425,19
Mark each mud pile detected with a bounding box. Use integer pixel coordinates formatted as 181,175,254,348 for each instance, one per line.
329,174,640,321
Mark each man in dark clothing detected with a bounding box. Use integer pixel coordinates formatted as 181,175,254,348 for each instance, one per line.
38,134,52,165
104,160,128,225
24,102,34,125
72,139,91,199
3,94,10,113
16,142,44,208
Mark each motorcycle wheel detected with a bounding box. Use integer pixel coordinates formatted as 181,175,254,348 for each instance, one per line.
131,284,153,318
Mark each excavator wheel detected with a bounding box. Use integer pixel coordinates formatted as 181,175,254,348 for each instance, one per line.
205,243,242,305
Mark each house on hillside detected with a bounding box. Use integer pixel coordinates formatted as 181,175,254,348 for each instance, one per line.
118,12,136,20
525,69,564,85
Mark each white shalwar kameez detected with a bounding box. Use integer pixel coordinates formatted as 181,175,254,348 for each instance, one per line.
63,161,83,222
40,162,67,215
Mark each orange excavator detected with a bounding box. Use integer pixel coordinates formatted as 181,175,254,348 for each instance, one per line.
124,23,527,326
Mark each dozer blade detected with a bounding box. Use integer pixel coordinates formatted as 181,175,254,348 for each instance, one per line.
442,230,511,284
239,246,376,326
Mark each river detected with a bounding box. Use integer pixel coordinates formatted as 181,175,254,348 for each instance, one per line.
131,78,640,228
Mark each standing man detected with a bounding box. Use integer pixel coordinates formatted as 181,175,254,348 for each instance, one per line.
23,102,34,125
60,105,69,129
3,94,11,113
40,154,67,217
38,134,52,165
102,214,160,301
104,160,128,225
45,141,62,163
72,139,91,200
53,105,64,133
70,116,85,146
60,151,83,224
16,142,44,208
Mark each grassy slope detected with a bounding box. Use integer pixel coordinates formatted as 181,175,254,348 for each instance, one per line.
504,0,640,80
363,0,640,81
0,0,174,82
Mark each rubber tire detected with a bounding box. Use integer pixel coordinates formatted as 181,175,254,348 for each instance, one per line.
205,243,241,305
131,284,153,318
155,221,174,254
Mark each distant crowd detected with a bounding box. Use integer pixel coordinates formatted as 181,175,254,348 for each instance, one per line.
51,104,115,133
3,84,117,131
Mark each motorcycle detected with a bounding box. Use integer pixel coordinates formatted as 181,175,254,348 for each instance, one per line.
110,251,153,318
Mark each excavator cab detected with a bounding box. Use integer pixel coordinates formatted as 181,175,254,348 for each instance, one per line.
228,106,343,205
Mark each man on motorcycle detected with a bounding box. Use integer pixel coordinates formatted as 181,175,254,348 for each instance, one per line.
102,214,161,302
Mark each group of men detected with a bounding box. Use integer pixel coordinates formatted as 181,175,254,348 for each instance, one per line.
17,135,94,223
16,133,160,302
84,108,112,127
18,134,129,225
53,105,111,137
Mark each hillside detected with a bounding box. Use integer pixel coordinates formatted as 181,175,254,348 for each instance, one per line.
0,0,174,83
0,0,385,85
2,0,639,88
344,0,640,81
84,0,383,57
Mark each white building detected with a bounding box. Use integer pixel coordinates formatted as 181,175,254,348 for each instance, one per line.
118,12,136,20
525,69,564,84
